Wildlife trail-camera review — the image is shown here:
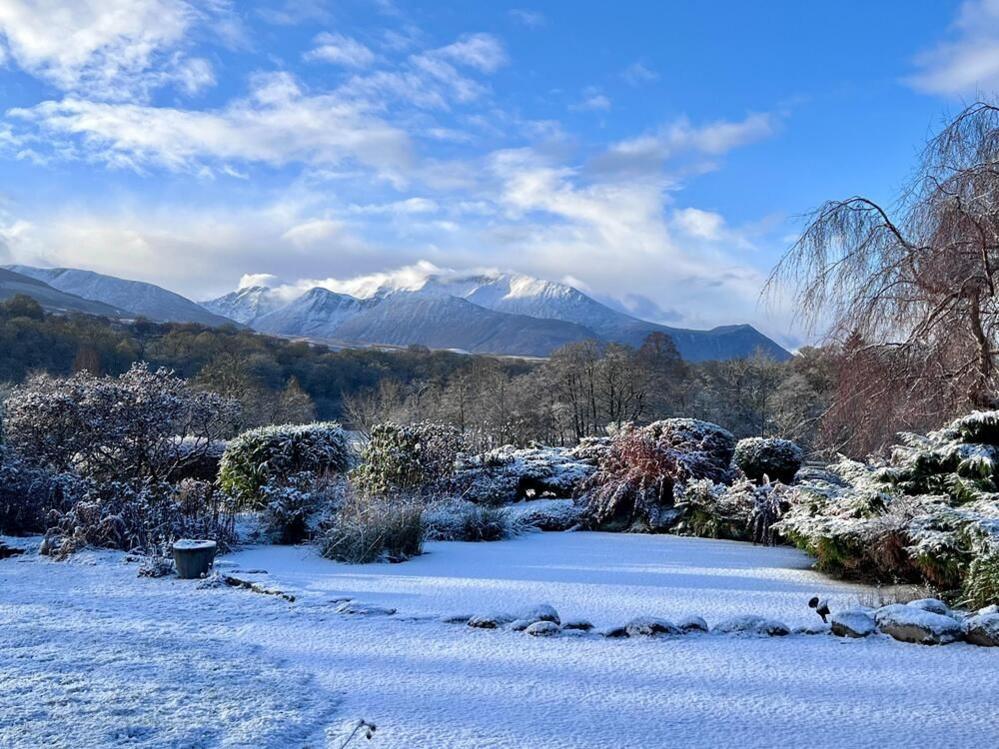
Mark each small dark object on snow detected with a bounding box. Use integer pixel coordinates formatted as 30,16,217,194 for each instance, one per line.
0,542,25,560
809,596,830,622
172,539,217,579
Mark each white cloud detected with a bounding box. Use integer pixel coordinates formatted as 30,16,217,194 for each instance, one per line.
908,0,999,95
281,218,342,247
8,71,413,179
0,0,228,100
238,272,281,289
304,33,375,68
434,33,507,73
571,87,611,112
509,9,545,29
590,112,776,178
621,62,659,86
347,198,439,215
673,207,725,240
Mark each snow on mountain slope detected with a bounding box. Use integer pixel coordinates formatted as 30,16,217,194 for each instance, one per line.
199,265,793,361
0,268,125,317
330,292,597,355
253,287,373,338
7,266,235,327
201,285,289,325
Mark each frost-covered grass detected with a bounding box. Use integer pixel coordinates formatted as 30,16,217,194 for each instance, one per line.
3,532,998,748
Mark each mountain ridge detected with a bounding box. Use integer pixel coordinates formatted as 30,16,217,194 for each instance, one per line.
201,270,790,361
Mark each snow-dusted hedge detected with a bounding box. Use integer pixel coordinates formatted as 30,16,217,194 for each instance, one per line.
41,478,236,559
733,437,803,484
219,422,352,509
454,443,599,505
582,419,736,530
3,363,236,482
775,412,999,607
352,422,465,498
422,499,512,542
0,446,83,536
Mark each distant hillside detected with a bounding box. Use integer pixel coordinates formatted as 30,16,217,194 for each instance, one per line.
0,268,124,317
7,265,236,327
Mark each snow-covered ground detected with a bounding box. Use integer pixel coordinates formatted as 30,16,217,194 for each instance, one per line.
2,532,998,748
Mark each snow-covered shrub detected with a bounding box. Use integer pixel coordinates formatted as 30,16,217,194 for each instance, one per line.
40,478,236,559
581,419,735,530
502,498,583,532
962,547,999,609
672,477,792,544
3,364,237,482
319,489,423,563
257,472,332,544
352,422,465,497
422,499,511,541
0,445,83,535
167,437,228,482
733,437,803,484
219,422,352,509
454,444,598,505
775,413,999,598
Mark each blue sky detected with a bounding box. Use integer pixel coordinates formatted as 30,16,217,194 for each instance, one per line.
0,0,993,346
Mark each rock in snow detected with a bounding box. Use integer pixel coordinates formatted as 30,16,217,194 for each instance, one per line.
874,605,963,645
335,601,397,617
963,613,999,647
561,619,594,632
906,598,953,617
712,615,790,637
517,604,561,625
468,612,515,629
676,615,709,633
524,621,561,637
625,617,680,637
830,609,878,638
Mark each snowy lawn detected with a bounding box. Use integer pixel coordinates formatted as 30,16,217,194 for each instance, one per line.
2,531,998,748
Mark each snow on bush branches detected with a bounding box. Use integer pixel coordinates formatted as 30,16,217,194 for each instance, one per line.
776,411,999,607
219,422,352,509
734,437,803,484
581,419,736,530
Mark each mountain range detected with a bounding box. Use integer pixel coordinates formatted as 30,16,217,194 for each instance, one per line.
202,270,791,361
2,264,790,361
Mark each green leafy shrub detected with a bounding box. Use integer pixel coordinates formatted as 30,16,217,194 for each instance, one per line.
351,422,465,497
962,548,999,609
733,437,803,484
219,422,352,509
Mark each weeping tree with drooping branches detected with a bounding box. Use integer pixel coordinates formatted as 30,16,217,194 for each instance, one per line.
769,102,999,456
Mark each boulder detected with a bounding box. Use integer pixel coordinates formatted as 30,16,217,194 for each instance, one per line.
712,615,790,637
625,617,680,637
509,618,533,632
335,601,397,616
907,598,952,617
562,619,594,632
600,625,630,638
524,620,561,637
963,613,999,647
517,604,560,625
676,615,709,633
468,612,515,629
874,605,962,645
830,609,877,638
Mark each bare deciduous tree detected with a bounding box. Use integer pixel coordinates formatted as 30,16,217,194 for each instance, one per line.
768,102,999,451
